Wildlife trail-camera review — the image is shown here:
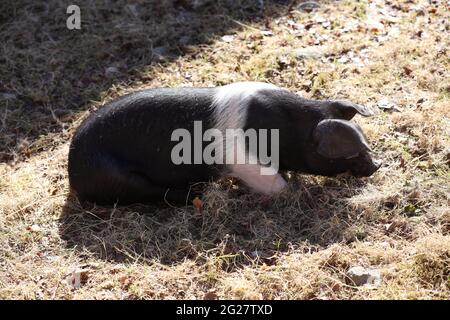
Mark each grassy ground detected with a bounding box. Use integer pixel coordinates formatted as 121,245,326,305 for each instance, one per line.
0,0,449,299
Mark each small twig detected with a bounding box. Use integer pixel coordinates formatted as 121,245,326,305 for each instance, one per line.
163,189,179,209
230,19,263,32
48,104,65,128
51,281,60,299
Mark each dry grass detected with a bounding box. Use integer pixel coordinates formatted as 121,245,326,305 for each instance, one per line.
0,0,449,299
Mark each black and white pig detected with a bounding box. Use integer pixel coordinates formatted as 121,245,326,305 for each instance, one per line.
68,82,381,205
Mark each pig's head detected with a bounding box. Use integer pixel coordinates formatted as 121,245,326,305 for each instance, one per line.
301,101,381,177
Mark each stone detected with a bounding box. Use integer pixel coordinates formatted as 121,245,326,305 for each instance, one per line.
152,46,168,56
1,92,17,100
376,98,402,112
346,266,382,287
298,1,320,12
27,224,42,233
152,46,169,62
179,36,192,46
105,66,120,78
221,35,235,43
294,46,326,60
126,4,139,18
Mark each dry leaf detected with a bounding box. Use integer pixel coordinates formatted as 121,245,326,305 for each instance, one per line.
203,290,219,300
385,221,406,233
400,156,406,169
403,66,413,76
193,197,203,213
384,222,398,233
67,268,90,289
332,282,342,292
119,275,131,289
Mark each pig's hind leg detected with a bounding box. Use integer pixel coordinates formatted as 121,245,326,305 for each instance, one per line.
78,155,194,205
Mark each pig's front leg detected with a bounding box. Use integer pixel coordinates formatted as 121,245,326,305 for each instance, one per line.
229,163,287,195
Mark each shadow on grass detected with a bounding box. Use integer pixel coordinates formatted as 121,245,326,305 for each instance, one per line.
58,175,369,268
3,0,369,268
1,0,294,162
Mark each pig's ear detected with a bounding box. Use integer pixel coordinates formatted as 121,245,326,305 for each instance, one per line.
313,119,370,159
329,100,373,120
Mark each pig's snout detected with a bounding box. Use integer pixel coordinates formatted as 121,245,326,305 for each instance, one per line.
351,153,382,177
369,159,382,175
373,159,382,169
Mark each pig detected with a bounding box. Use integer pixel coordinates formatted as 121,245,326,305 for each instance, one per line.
68,82,381,205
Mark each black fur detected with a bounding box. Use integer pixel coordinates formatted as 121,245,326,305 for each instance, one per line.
244,89,380,176
69,88,221,204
